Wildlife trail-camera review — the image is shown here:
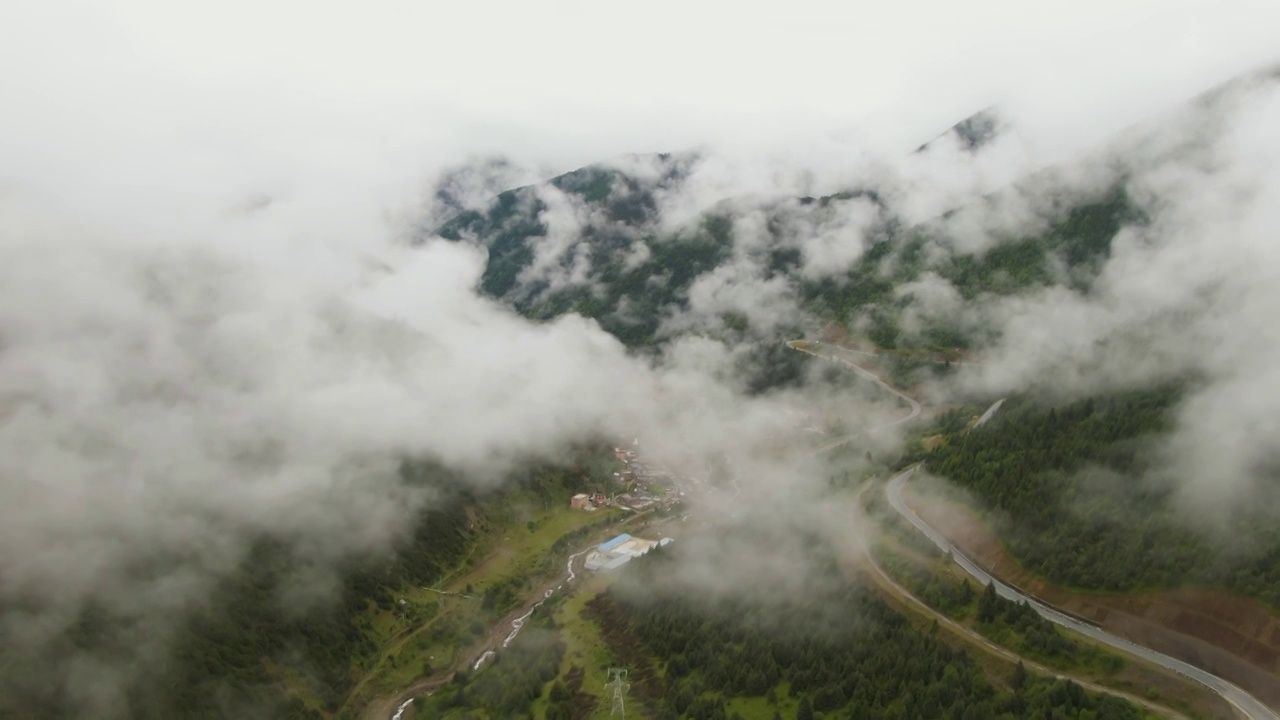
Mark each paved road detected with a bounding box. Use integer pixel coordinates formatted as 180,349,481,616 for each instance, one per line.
791,342,922,453
887,468,1279,720
823,347,922,427
850,483,1190,720
798,340,1275,720
800,343,922,426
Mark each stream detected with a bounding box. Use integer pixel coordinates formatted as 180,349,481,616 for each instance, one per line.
390,697,415,720
470,547,591,672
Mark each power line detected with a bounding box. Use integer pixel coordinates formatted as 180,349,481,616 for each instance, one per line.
605,667,630,717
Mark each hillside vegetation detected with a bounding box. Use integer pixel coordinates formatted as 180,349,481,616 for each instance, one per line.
2,452,612,720
409,539,1163,720
432,144,1139,397
24,71,1270,720
590,545,1158,720
924,391,1280,605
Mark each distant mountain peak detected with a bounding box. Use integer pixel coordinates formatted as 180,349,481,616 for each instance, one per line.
915,107,1006,155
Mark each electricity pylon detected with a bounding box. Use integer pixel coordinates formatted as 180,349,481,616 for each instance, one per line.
605,667,630,717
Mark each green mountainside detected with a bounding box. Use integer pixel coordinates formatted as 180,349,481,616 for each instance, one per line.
431,66,1280,370
15,69,1278,720
1,452,613,720
922,390,1280,605
426,131,1139,392
430,63,1280,607
413,544,1158,720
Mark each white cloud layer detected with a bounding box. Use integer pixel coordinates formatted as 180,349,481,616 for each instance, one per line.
2,0,1280,714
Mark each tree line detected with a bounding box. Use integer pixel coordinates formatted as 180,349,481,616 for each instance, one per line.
925,389,1280,605
589,545,1153,719
2,452,609,720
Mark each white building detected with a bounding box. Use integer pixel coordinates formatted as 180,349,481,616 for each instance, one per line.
582,533,671,573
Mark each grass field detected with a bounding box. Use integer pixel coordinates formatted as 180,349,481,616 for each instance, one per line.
325,495,624,717
530,574,617,718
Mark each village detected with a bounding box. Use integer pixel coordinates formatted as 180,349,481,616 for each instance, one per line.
567,439,687,574
568,440,687,515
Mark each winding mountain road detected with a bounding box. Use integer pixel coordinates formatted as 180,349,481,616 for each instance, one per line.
381,339,1278,719
824,347,923,428
792,341,921,453
886,469,1278,720
798,340,1277,719
850,481,1192,720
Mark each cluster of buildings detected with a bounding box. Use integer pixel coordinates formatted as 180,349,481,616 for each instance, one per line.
611,442,684,508
583,533,674,573
569,492,608,511
613,443,673,487
569,489,666,513
612,493,659,512
566,441,683,576
568,440,684,514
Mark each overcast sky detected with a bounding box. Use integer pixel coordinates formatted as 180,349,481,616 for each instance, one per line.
4,0,1279,194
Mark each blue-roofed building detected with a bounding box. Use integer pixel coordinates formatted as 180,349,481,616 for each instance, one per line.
582,533,668,574
598,534,632,553
600,554,631,572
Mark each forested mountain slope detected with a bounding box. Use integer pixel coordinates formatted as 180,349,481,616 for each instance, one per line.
28,66,1273,720
428,65,1279,373
425,115,1143,384
428,63,1280,608
0,453,609,720
923,391,1280,605
413,543,1159,720
595,546,1152,720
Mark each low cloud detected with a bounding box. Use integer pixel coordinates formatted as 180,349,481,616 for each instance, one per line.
516,184,602,298
4,2,1280,715
0,170,873,716
948,74,1280,507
